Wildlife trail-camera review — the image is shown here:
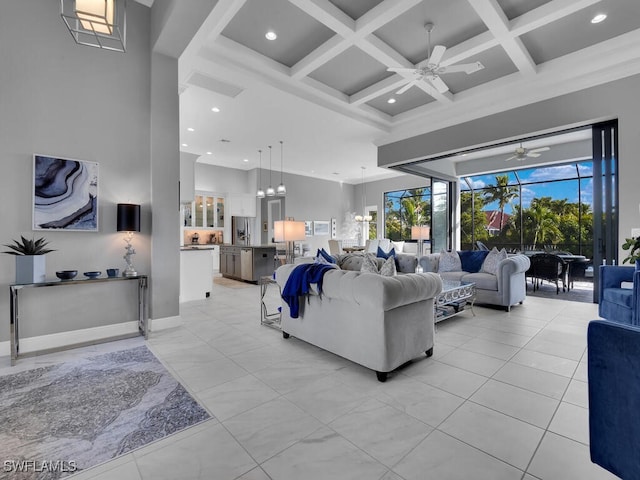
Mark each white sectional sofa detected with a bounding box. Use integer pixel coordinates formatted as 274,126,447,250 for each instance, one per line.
418,252,530,311
275,264,443,382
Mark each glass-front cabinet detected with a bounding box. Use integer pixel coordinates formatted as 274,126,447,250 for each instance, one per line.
186,192,225,228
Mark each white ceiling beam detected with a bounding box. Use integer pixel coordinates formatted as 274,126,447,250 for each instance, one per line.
287,0,355,37
468,0,537,76
357,34,414,69
350,76,408,105
288,0,418,81
510,0,603,37
437,31,499,67
179,0,247,82
380,28,640,143
355,0,422,36
291,35,352,79
204,38,392,130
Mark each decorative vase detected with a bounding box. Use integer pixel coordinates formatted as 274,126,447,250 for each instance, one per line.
636,259,640,271
15,255,46,284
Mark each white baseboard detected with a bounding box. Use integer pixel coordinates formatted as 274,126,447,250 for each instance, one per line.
0,315,184,358
0,322,140,357
150,315,182,331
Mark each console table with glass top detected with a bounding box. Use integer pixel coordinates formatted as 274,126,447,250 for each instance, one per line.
9,275,148,366
435,280,475,323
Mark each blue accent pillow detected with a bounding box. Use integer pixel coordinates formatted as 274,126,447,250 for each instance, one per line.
377,246,396,259
316,248,336,264
458,250,490,273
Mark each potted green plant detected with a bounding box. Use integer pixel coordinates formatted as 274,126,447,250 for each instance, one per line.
3,236,55,284
621,236,640,270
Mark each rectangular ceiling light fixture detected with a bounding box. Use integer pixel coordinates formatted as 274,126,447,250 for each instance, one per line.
61,0,127,52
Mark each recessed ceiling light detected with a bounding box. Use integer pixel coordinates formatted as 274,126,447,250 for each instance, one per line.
206,151,212,155
187,127,194,132
181,143,188,147
211,107,220,112
265,31,277,41
387,98,396,104
243,158,249,163
591,13,607,23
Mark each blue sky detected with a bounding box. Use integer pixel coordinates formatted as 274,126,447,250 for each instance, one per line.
461,161,595,212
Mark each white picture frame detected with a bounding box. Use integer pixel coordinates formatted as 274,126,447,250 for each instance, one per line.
33,154,99,231
305,220,313,237
313,220,330,236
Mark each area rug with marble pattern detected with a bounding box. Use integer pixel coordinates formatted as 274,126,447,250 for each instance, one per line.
0,345,211,479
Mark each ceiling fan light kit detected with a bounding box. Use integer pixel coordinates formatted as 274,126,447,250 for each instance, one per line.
387,23,484,95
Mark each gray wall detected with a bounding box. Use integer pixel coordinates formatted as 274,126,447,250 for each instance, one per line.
378,74,640,256
0,2,167,342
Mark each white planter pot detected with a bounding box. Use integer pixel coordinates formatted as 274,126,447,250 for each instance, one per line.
15,255,46,284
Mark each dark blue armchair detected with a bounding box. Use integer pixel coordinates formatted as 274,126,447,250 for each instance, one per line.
588,320,640,479
598,265,640,326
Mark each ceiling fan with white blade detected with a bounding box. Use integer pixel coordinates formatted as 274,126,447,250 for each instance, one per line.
505,143,551,162
387,23,484,95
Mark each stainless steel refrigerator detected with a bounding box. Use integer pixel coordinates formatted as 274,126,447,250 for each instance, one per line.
232,216,253,245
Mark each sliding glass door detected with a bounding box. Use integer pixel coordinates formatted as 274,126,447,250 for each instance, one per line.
591,120,618,301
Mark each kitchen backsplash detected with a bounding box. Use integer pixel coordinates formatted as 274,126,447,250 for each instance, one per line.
183,229,223,245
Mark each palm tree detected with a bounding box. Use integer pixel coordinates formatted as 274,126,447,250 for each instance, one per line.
483,175,519,233
528,201,562,248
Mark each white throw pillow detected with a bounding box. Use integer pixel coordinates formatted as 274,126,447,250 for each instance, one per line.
366,239,379,253
481,247,508,275
391,241,405,253
378,239,391,253
439,250,461,272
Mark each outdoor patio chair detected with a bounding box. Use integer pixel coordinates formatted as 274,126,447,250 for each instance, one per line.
529,253,568,294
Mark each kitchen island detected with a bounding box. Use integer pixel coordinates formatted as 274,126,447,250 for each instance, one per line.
179,246,216,302
220,245,277,283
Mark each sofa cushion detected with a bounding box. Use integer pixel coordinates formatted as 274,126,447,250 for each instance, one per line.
395,253,418,273
458,250,490,273
439,250,462,272
461,272,498,291
439,271,467,282
361,253,381,274
603,288,634,309
482,247,508,275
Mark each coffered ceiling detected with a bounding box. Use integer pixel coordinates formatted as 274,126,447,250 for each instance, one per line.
177,0,640,183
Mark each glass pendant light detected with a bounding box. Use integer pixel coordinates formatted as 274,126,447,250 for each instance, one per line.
355,166,372,222
266,145,275,196
256,149,265,198
277,140,287,196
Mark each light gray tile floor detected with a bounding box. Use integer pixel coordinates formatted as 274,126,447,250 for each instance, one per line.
2,281,619,479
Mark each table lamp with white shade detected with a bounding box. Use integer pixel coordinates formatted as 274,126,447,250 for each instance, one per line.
411,225,430,272
274,219,305,264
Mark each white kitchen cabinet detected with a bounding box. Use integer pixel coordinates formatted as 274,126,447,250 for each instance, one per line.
185,191,225,228
180,249,213,302
228,193,256,217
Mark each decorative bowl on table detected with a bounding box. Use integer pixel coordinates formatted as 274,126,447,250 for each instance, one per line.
56,270,78,281
83,271,101,279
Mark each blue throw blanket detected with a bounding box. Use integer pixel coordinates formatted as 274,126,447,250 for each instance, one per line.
281,263,336,318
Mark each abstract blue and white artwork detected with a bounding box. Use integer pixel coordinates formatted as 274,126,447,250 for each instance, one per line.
33,155,99,231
